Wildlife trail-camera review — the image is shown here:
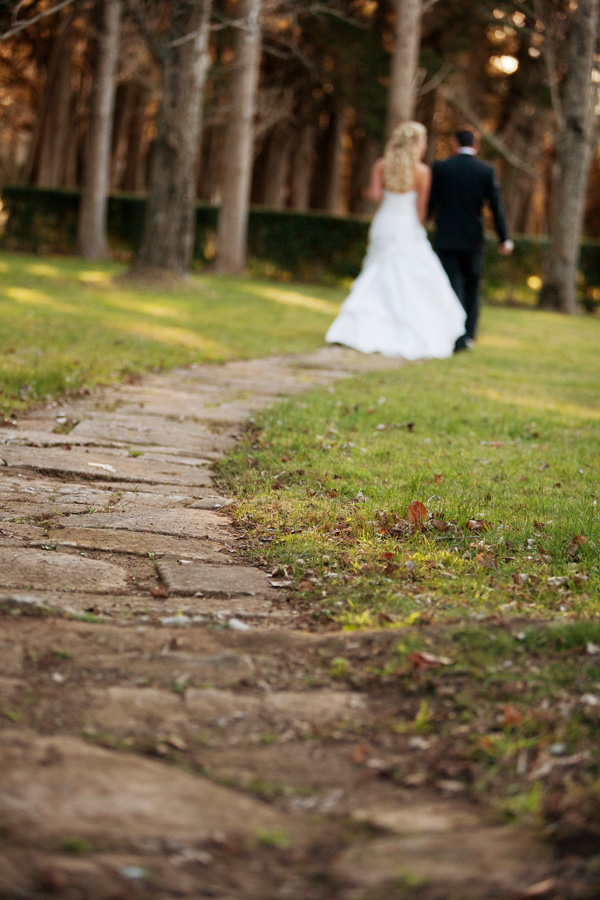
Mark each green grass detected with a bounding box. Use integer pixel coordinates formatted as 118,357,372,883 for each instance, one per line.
0,252,339,416
219,302,600,624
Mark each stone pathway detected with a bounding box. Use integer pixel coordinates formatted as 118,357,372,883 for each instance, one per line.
0,348,561,899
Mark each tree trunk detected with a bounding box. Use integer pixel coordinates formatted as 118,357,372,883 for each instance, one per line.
34,24,74,187
261,124,293,208
325,103,349,215
130,0,212,278
387,0,423,135
538,0,599,312
198,127,224,203
120,85,150,193
289,122,316,211
78,0,122,259
212,0,263,274
349,134,380,215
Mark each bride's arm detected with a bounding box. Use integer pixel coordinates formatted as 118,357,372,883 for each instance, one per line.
365,158,385,204
414,163,432,223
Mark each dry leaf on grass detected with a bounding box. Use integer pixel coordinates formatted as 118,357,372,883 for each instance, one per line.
407,500,427,526
408,651,453,669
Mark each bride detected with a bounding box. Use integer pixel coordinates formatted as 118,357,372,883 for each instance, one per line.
325,122,466,360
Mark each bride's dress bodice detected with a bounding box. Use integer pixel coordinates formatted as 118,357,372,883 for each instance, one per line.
367,190,426,255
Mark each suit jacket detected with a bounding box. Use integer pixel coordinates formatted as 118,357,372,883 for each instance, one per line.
427,153,509,252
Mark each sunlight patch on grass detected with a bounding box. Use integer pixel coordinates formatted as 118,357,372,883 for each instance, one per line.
78,270,113,285
4,286,76,313
113,319,229,352
104,295,185,318
471,386,600,420
247,284,339,314
26,262,62,278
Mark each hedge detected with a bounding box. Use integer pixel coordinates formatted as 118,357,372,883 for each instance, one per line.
1,184,598,308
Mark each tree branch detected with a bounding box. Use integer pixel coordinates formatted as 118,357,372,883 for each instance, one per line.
0,0,76,40
441,87,543,179
532,0,565,130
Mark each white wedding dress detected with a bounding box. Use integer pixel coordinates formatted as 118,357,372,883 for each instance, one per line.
325,190,466,359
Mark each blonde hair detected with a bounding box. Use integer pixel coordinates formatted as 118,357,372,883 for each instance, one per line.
383,121,427,192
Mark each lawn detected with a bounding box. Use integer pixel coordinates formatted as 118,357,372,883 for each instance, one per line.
219,302,600,625
0,251,338,416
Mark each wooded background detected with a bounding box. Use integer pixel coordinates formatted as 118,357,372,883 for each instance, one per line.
0,0,598,309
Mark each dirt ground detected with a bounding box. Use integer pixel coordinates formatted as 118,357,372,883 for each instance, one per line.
1,348,598,900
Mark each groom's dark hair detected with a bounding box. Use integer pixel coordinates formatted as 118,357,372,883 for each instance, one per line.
455,128,478,147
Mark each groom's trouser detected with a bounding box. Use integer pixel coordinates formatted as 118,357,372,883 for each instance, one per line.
436,249,484,340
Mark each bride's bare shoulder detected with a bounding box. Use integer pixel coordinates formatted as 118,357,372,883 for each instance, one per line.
414,161,431,187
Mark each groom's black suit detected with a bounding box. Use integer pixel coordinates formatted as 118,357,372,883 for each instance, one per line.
427,151,509,345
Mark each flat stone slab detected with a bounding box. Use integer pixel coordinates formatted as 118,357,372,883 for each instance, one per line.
86,686,368,736
122,650,256,688
332,829,551,895
0,446,214,486
0,548,128,593
190,496,233,510
0,474,114,506
29,526,229,562
0,730,288,846
351,802,480,834
57,509,228,540
70,413,210,444
157,560,275,596
0,640,24,677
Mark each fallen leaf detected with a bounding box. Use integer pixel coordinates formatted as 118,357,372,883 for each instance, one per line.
350,745,369,764
476,551,497,569
407,500,427,526
433,473,445,484
513,572,532,585
402,771,427,787
503,704,523,727
566,534,587,559
408,651,453,668
465,519,489,532
430,518,449,532
521,878,557,898
547,576,569,588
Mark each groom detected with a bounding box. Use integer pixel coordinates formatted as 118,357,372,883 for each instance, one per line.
427,128,513,351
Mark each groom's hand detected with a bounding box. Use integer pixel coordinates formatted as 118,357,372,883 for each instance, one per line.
498,239,514,255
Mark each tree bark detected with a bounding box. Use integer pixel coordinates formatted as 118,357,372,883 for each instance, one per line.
538,0,599,312
130,0,212,278
120,84,151,193
289,122,316,211
261,124,293,208
325,103,349,215
78,0,122,259
387,0,423,135
30,19,74,187
212,0,263,274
